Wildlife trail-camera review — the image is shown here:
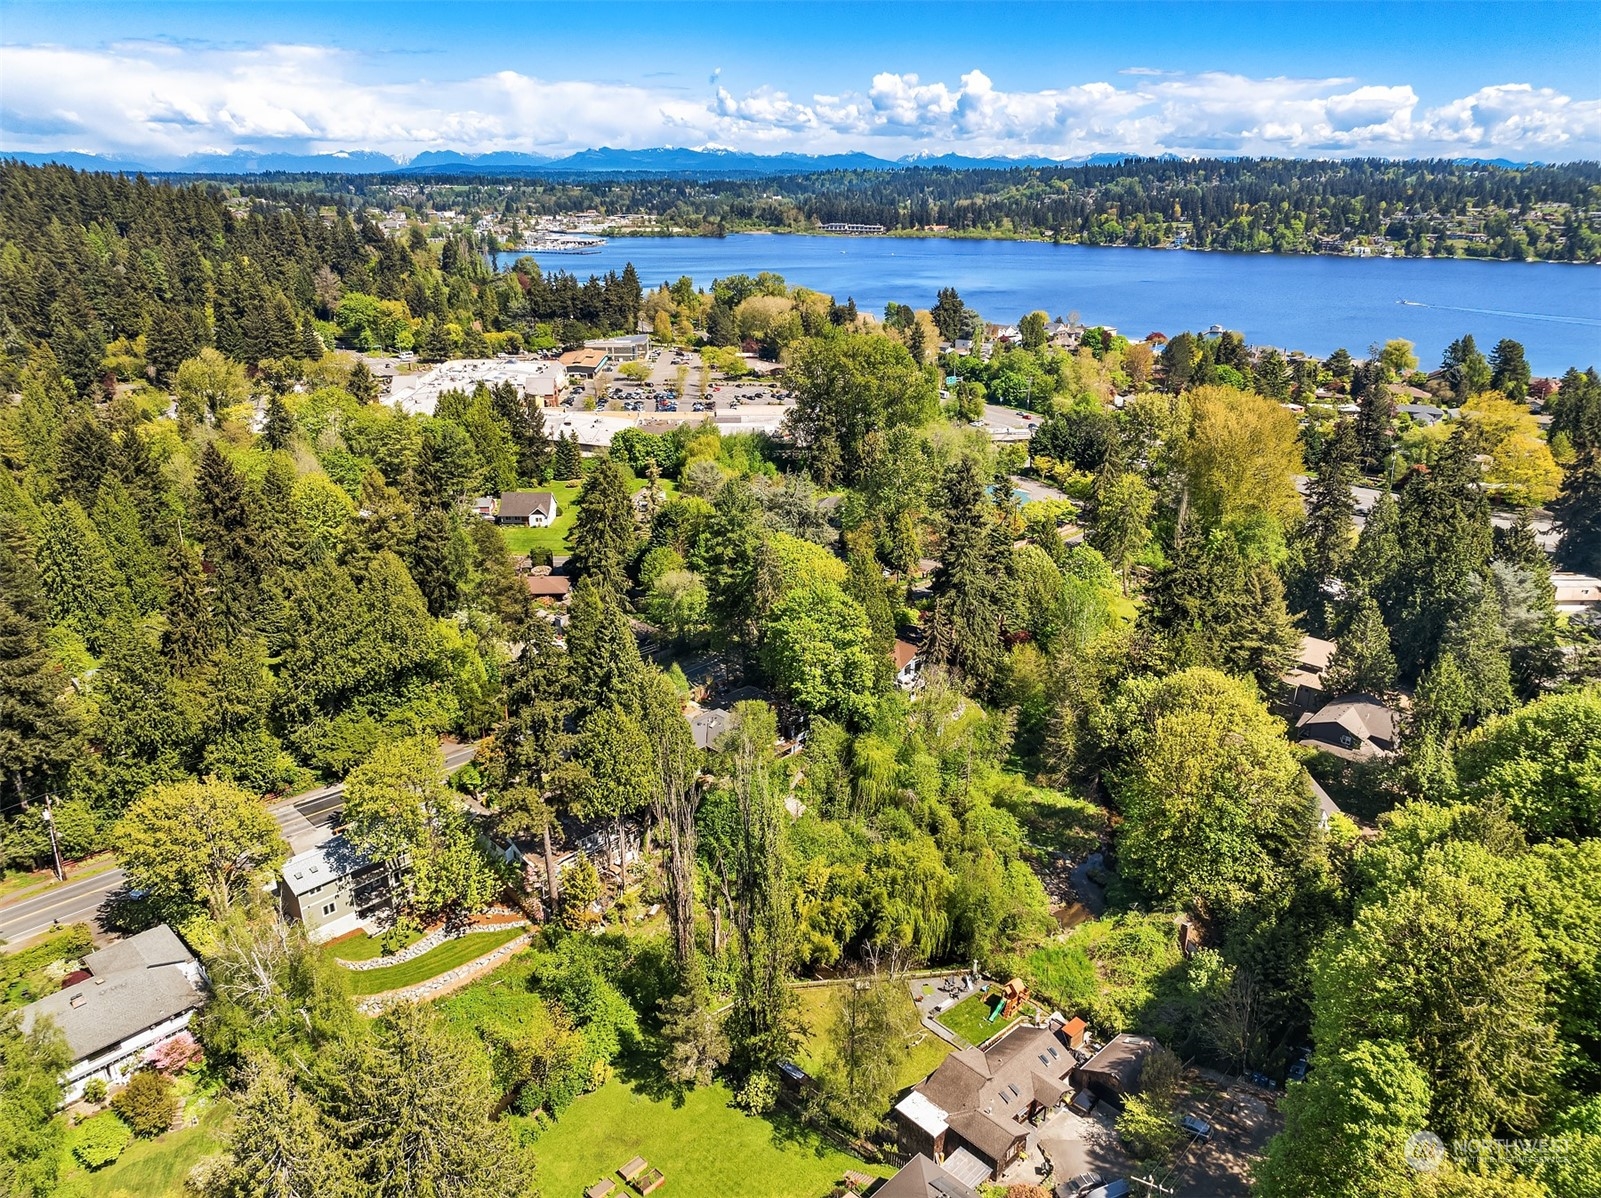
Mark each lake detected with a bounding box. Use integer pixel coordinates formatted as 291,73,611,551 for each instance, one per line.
493,235,1601,376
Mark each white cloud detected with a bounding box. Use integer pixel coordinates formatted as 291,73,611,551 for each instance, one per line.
0,40,1596,161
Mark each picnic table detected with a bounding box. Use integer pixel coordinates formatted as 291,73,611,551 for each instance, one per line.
842,1169,875,1192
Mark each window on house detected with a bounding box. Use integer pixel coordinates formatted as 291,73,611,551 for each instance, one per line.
1008,1084,1021,1098
998,1092,1011,1104
321,902,337,916
1039,1054,1050,1065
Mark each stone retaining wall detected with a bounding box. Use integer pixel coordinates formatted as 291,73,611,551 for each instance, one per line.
354,932,531,1014
336,917,527,971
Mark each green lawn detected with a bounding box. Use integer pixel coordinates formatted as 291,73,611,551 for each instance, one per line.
793,983,950,1093
529,1075,886,1198
342,927,524,997
497,476,679,558
934,990,1039,1049
57,1097,232,1198
326,926,424,962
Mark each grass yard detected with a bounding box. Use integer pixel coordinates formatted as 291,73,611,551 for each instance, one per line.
529,1075,887,1198
935,990,1039,1049
497,476,679,558
342,926,524,997
793,983,951,1093
326,926,425,963
57,1097,232,1198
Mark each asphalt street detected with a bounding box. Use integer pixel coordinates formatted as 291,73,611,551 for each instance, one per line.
0,741,480,947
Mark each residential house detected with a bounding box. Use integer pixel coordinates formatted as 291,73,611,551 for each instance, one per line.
1295,693,1399,762
893,639,923,690
876,1154,984,1198
689,706,733,751
1073,1032,1159,1111
1397,401,1451,426
1552,572,1601,617
894,1023,1077,1181
559,348,609,377
18,925,205,1103
1310,776,1344,831
584,334,649,362
1280,634,1337,713
524,572,572,602
497,491,559,527
279,835,395,943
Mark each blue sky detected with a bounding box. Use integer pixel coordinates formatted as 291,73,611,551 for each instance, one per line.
4,1,1599,161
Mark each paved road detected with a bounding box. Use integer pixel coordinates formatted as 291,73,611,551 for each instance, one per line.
1294,478,1560,551
0,741,481,947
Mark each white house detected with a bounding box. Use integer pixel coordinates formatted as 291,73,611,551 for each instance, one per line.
893,639,923,690
18,925,205,1104
496,491,559,527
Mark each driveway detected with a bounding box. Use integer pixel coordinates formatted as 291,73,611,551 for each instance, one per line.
1030,1106,1133,1189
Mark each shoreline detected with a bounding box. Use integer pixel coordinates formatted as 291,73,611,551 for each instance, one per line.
577,226,1595,266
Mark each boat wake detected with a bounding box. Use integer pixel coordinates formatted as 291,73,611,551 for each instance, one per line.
1395,299,1601,327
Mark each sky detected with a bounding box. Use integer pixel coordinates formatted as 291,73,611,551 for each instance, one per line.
3,1,1600,163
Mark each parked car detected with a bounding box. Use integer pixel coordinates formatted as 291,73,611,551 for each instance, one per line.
1247,1070,1277,1090
1181,1114,1213,1143
1061,1170,1102,1196
1082,1182,1130,1198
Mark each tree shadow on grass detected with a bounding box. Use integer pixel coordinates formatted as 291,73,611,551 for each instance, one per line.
612,1034,690,1108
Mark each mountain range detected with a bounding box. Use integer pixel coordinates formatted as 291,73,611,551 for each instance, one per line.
1,146,1140,177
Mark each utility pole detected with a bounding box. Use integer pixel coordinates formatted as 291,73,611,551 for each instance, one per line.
1130,1177,1175,1196
42,794,65,883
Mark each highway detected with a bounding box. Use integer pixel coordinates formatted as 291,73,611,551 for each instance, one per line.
0,741,481,948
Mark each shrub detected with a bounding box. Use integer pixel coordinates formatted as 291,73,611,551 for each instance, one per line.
733,1070,777,1114
71,1111,133,1169
111,1069,178,1137
81,1077,107,1105
1116,1094,1183,1161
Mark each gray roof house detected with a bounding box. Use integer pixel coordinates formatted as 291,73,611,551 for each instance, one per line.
688,706,733,751
1296,693,1399,762
280,835,395,944
876,1153,984,1198
1073,1032,1160,1110
18,925,205,1104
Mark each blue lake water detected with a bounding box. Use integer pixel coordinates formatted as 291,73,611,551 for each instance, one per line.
493,234,1601,376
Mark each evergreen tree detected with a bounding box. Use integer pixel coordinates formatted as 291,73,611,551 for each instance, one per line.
0,521,82,812
1386,437,1494,681
1289,419,1359,634
1490,337,1532,400
346,360,381,404
1352,367,1395,473
35,499,132,653
1554,456,1601,575
333,1002,535,1198
1324,590,1396,697
570,458,635,596
926,458,1011,693
261,393,297,451
209,1054,357,1198
553,430,583,480
565,576,646,711
1441,332,1492,402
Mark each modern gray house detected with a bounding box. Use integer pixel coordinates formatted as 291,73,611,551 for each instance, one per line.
279,835,395,943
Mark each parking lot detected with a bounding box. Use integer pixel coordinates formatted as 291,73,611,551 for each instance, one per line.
558,346,793,420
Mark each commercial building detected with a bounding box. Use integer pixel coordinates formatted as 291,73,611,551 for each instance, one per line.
584,334,650,362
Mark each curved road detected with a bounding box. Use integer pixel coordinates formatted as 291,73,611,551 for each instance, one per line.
0,742,479,947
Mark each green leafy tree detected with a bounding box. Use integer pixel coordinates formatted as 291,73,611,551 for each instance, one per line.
174,349,249,423
1325,590,1397,697
115,778,287,922
1103,668,1315,922
111,1069,178,1137
817,973,916,1137
1255,1040,1432,1198
1290,419,1359,632
761,581,876,723
1455,689,1601,840
0,1014,68,1197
